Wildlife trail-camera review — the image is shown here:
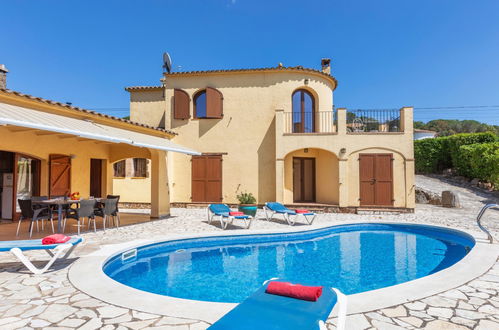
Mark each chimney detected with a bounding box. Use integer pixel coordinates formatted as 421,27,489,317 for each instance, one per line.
321,58,331,75
0,65,8,89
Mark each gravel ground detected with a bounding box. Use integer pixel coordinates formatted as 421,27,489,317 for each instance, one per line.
0,175,498,329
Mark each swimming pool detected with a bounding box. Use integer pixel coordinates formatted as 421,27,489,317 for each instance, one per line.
103,223,474,303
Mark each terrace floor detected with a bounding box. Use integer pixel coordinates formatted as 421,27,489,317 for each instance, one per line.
0,175,498,330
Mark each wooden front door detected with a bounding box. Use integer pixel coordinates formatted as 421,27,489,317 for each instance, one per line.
359,154,393,206
90,159,102,198
49,155,71,197
192,155,222,202
293,157,316,203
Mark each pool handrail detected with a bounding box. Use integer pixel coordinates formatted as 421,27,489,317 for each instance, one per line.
476,203,498,244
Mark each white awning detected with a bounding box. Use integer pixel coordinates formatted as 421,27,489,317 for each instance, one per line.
0,102,200,155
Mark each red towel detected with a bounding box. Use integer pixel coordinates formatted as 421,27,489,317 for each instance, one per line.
42,234,70,245
229,211,245,216
265,281,323,301
295,209,310,214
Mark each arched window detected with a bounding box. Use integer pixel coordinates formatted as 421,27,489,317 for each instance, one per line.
194,87,223,119
194,90,207,118
292,89,315,133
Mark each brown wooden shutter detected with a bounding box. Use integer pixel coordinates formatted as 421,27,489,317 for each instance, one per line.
359,154,375,206
205,156,223,202
174,89,190,119
191,155,223,202
206,87,223,119
191,156,206,202
359,153,393,206
374,154,393,206
49,154,71,197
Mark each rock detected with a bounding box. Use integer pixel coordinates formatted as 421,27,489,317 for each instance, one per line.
381,306,407,318
427,307,453,318
365,312,393,324
415,187,442,205
415,189,428,203
399,316,423,328
30,319,51,328
96,305,128,318
405,301,426,311
422,296,457,308
37,303,77,323
370,320,405,330
78,318,103,330
439,289,467,300
328,314,370,330
424,320,468,329
450,316,476,328
471,178,480,186
455,309,485,320
442,190,461,208
476,319,499,330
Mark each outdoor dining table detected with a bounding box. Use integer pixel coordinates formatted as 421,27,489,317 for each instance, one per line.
33,198,104,233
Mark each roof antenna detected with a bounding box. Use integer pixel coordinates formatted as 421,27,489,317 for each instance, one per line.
162,52,172,73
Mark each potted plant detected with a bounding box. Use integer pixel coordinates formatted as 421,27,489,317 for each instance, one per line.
237,192,257,217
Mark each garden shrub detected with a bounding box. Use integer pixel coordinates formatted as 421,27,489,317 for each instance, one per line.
457,142,499,186
414,138,446,173
445,132,497,175
414,132,498,176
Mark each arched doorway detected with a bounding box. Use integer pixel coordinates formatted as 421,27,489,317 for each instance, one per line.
292,89,315,133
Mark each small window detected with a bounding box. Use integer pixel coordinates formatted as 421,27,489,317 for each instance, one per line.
113,160,126,178
194,87,223,119
194,90,207,118
133,158,148,178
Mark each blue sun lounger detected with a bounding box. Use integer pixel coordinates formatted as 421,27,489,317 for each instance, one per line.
208,280,347,330
0,236,83,274
207,204,253,230
263,202,317,226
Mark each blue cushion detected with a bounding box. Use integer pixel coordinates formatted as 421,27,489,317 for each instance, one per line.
266,202,292,213
209,204,231,215
208,281,337,330
0,237,83,252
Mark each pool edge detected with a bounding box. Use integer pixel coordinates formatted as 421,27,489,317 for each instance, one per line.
68,221,499,324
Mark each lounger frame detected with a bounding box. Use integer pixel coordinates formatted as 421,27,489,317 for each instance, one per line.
263,203,317,226
207,205,253,230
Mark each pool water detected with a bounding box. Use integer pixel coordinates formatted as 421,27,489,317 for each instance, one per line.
103,223,474,303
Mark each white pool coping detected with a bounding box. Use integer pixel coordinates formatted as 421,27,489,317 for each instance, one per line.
68,220,499,324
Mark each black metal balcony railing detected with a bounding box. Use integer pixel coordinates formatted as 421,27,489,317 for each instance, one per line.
283,111,335,133
346,109,400,133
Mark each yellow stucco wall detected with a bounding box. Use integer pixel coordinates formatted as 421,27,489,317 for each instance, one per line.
283,148,339,204
130,71,334,204
112,161,152,203
0,91,173,217
128,70,415,209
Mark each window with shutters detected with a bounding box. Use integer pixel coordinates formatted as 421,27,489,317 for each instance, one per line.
194,87,223,119
133,158,149,178
113,160,126,178
173,89,190,119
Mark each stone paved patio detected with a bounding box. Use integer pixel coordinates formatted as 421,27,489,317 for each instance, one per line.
0,175,498,329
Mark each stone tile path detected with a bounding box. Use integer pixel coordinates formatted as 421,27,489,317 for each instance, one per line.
0,175,498,329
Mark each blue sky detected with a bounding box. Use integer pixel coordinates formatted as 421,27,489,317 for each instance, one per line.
1,0,499,124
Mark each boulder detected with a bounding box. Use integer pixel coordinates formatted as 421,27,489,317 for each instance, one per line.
442,190,461,208
470,178,480,186
415,187,442,205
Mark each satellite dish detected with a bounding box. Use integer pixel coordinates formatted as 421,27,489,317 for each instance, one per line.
163,52,172,73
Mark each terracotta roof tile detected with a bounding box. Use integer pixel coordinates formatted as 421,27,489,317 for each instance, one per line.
125,66,337,91
124,86,164,91
0,88,176,136
159,66,338,88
